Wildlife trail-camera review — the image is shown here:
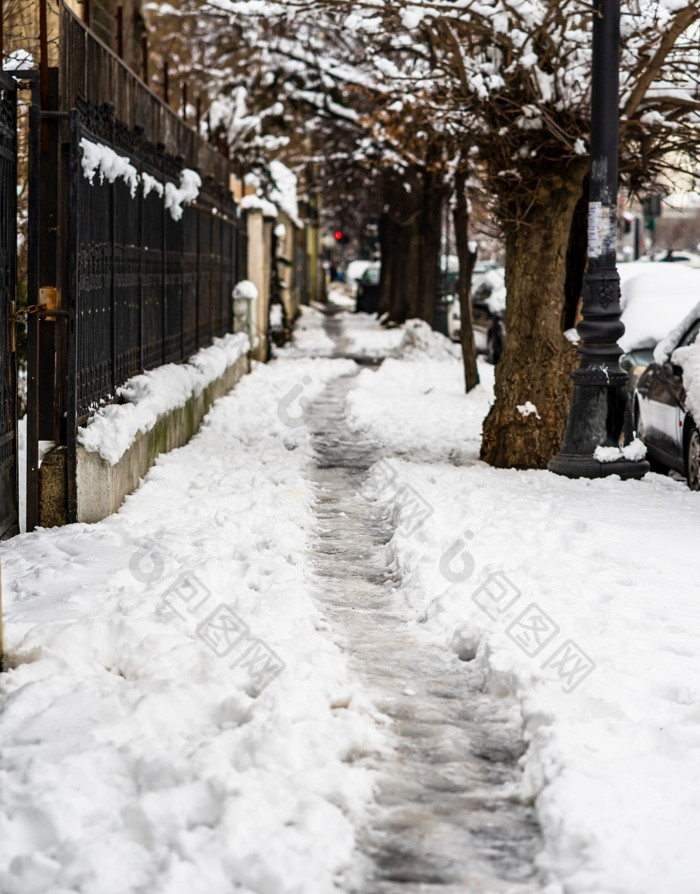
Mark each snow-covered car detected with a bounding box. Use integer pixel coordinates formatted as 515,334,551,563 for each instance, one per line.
344,259,374,293
619,263,700,398
634,302,700,487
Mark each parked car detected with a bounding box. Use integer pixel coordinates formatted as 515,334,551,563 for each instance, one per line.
634,303,700,487
619,263,700,401
355,263,381,313
345,259,374,293
447,264,507,364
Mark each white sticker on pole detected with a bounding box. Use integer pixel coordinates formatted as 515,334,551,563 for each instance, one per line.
588,202,613,259
588,201,601,258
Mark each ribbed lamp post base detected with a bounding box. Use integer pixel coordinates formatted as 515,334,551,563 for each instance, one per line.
548,366,649,480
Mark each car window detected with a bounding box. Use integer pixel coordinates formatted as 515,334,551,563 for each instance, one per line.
679,319,700,348
362,267,380,285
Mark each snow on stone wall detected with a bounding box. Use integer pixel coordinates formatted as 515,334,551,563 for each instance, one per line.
78,333,249,465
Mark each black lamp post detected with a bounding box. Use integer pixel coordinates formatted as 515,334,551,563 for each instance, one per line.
548,0,649,480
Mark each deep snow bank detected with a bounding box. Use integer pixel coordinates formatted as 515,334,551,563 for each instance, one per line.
346,343,700,894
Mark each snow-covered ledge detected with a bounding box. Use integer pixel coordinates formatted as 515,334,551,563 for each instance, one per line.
42,335,250,526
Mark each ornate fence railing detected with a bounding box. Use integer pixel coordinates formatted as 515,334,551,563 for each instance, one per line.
0,72,18,539
20,5,248,526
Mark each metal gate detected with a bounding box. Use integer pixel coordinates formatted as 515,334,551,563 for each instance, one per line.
0,72,18,539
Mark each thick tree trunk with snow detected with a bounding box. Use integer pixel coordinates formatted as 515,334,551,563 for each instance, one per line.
481,171,585,469
453,168,479,392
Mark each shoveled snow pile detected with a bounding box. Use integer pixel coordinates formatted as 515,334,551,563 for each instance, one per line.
346,350,494,464
78,333,249,465
396,319,462,361
347,343,700,894
0,356,380,894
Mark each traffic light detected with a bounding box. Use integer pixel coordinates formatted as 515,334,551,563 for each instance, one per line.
334,229,343,242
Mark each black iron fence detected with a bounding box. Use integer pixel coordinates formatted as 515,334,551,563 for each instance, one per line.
0,72,18,539
66,103,244,425
1,3,306,536
19,5,249,527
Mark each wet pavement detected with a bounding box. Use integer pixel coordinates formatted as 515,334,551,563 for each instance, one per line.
305,308,543,893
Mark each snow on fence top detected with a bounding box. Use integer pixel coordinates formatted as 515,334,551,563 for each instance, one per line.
77,333,249,465
3,49,34,71
240,194,278,218
79,137,202,221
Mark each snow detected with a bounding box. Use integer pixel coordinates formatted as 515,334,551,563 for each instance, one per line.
593,437,647,462
395,318,462,361
339,314,405,358
654,300,700,363
347,336,493,464
275,306,337,358
80,139,201,220
5,310,700,893
80,138,139,198
3,50,34,71
516,400,540,419
269,161,301,227
78,333,249,465
233,279,259,301
671,341,700,424
619,264,700,352
344,260,373,286
240,195,278,218
164,169,202,222
1,355,380,894
142,172,164,199
343,323,700,894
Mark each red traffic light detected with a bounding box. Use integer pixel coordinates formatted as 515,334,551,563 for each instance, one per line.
333,230,343,241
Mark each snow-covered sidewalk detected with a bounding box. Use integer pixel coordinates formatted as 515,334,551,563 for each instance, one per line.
0,352,380,894
2,304,700,894
345,316,700,894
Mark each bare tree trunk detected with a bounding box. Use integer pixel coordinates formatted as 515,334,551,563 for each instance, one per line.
453,166,479,392
481,171,585,468
378,169,423,323
416,164,444,325
378,166,444,327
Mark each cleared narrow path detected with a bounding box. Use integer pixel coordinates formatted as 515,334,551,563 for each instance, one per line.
305,309,542,892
